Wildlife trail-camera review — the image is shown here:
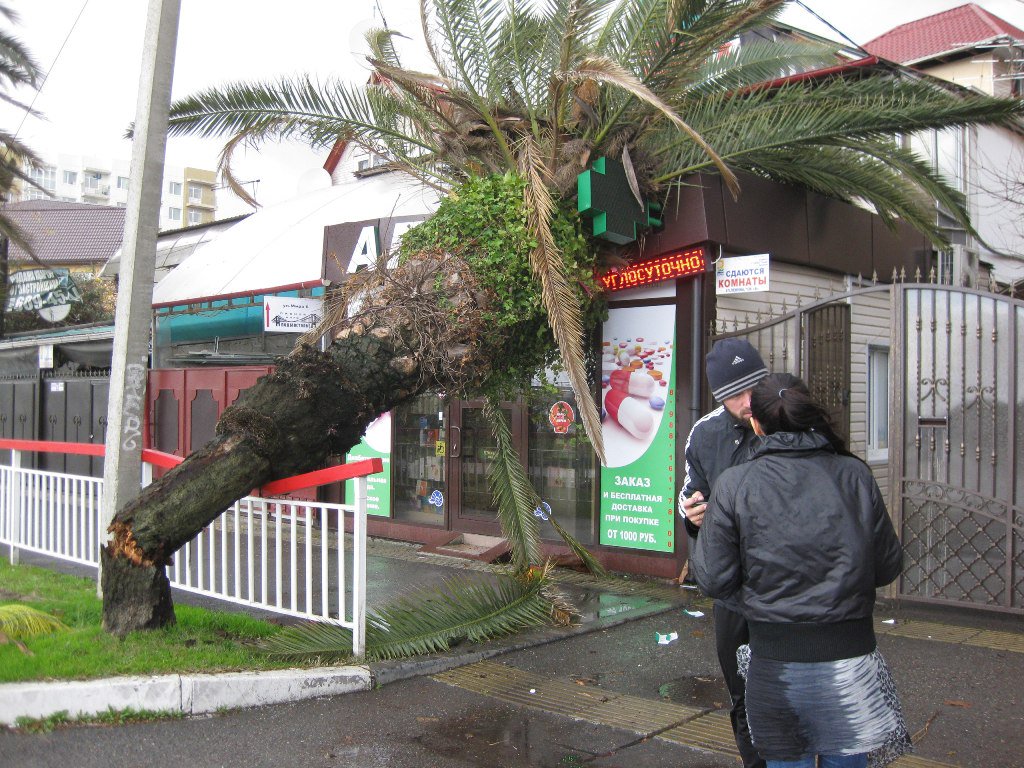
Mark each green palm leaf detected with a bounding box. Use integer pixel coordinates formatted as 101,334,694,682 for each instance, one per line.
685,38,842,96
485,398,542,571
0,603,69,641
566,55,739,195
0,3,42,93
262,573,554,662
0,5,45,257
548,513,606,576
485,399,606,575
651,75,1022,183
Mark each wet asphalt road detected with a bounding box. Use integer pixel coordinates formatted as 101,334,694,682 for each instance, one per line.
2,601,1022,768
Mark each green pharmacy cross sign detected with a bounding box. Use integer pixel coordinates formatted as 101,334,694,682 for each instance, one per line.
578,157,662,245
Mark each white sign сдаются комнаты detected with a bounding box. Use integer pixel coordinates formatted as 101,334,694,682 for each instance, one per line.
715,254,770,294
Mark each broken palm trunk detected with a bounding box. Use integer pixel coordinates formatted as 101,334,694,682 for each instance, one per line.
102,253,492,635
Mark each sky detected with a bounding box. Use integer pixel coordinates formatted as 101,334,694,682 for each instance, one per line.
4,0,1024,218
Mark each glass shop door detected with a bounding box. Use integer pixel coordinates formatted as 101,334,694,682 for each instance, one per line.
448,399,524,535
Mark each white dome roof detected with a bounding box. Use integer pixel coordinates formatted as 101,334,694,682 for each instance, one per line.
153,173,439,306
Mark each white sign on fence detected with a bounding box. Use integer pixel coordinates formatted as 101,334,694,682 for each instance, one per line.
716,254,770,294
263,296,324,333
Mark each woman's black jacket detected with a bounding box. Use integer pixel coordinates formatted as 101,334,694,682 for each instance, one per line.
692,431,903,632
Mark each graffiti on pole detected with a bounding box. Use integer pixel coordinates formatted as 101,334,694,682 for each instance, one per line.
122,363,147,450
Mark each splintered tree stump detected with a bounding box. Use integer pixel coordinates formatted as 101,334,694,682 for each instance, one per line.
101,547,176,636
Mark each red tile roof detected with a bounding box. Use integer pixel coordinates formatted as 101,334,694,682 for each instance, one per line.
5,200,125,267
864,3,1024,64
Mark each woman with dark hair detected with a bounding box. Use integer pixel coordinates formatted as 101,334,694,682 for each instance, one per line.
692,372,909,768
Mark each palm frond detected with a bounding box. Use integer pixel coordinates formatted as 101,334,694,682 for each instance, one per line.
0,603,68,641
262,573,554,662
365,27,406,69
649,75,1024,187
547,513,606,575
425,0,516,165
656,0,788,81
258,621,355,663
543,0,618,135
594,0,662,59
684,37,842,96
486,396,605,575
0,87,42,115
0,131,46,258
598,0,784,95
484,398,542,571
0,24,42,91
215,133,261,209
167,75,459,194
518,135,606,464
836,136,978,238
419,0,452,81
493,0,548,136
568,55,739,196
732,142,964,248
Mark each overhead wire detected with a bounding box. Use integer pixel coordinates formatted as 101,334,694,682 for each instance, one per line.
790,0,871,56
13,0,91,140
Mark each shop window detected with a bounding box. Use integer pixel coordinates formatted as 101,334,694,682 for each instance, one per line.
392,393,447,525
867,346,889,463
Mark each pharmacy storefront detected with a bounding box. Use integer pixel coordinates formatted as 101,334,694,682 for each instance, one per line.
152,164,922,579
348,242,710,579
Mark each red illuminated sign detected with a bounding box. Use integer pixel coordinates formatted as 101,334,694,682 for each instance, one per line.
598,247,706,292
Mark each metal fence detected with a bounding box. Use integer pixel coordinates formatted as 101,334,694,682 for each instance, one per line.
709,278,1024,615
1,442,372,656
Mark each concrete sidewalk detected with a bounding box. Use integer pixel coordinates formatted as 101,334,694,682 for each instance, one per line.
0,539,689,726
3,541,1023,767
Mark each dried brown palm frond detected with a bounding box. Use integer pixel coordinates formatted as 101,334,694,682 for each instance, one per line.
517,135,605,465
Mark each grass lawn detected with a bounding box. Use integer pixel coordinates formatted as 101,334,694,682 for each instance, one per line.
0,559,306,684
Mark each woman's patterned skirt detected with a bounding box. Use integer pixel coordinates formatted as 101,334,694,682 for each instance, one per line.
738,646,912,766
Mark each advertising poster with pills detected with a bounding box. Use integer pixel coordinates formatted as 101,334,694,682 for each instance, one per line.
599,305,676,552
345,412,392,518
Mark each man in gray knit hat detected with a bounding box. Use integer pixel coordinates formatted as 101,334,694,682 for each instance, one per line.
678,337,769,768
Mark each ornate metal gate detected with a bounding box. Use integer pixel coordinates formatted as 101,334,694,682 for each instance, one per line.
712,279,1023,615
892,284,1023,614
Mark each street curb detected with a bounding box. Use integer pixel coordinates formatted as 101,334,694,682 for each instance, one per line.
0,665,371,727
0,598,680,727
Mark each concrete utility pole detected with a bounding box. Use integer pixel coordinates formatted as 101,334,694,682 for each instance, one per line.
100,0,181,593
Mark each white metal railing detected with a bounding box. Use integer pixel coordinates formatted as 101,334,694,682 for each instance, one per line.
1,445,371,657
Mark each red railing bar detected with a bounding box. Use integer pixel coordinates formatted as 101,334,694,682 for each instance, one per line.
0,439,105,457
0,439,382,494
141,449,185,469
260,458,383,495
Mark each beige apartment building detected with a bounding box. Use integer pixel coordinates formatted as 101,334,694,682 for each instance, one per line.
20,154,218,231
